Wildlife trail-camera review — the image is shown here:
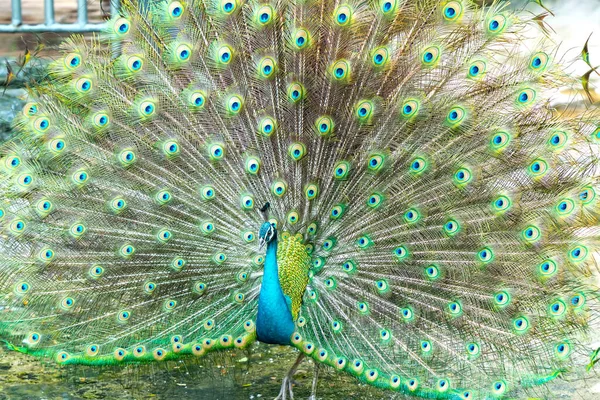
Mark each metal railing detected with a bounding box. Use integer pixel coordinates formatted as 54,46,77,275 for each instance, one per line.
0,0,120,33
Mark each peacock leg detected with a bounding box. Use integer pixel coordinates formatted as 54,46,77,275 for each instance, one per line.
308,362,319,400
275,352,305,400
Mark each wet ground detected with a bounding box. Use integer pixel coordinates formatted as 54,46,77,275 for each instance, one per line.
0,342,387,400
1,341,600,400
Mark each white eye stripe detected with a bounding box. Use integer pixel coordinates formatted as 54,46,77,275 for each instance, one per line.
266,226,274,240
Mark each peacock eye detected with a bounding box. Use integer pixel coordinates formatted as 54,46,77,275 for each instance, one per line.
221,0,238,14
217,44,234,64
92,112,110,128
487,14,507,34
293,28,310,49
530,51,549,71
288,82,305,102
240,194,255,210
168,1,184,19
401,99,420,118
517,88,536,106
528,158,548,177
139,100,157,117
258,57,277,79
468,60,486,79
189,91,206,108
446,106,466,125
75,77,93,93
259,116,277,137
490,130,511,151
227,95,243,114
371,46,389,67
64,54,81,69
421,46,441,66
355,99,374,121
442,1,463,21
331,60,350,81
114,18,130,35
257,5,274,26
381,0,397,14
410,157,427,174
289,143,307,161
334,5,353,26
316,116,334,136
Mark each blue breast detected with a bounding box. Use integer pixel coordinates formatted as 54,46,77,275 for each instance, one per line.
256,240,295,345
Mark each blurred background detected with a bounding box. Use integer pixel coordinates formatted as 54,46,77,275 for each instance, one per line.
0,1,599,399
0,0,599,137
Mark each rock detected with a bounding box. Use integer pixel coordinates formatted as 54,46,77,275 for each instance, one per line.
0,88,27,141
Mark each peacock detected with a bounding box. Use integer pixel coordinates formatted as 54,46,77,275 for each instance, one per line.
1,0,600,398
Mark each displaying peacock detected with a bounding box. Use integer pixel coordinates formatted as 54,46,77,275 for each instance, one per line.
1,0,600,398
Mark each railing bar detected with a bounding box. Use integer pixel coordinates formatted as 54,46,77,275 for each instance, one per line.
111,0,121,17
3,0,119,32
44,0,55,26
77,0,88,26
11,0,22,26
0,23,108,33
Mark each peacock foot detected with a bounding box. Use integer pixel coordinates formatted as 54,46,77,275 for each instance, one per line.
274,374,296,400
275,352,306,400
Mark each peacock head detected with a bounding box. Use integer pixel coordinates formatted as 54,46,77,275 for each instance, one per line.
258,221,277,250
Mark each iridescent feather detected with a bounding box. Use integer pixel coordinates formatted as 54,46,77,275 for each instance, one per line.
1,1,599,399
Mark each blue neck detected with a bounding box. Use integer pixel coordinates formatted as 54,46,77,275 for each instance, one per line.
256,239,295,345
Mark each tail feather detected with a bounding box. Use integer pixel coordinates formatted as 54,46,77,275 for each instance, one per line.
0,0,599,398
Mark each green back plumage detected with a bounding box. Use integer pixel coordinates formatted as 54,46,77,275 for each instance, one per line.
277,231,311,320
1,0,599,397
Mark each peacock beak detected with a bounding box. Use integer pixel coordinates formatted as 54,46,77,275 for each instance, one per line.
258,237,266,251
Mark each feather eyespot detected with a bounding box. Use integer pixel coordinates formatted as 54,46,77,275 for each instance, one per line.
331,60,350,81
468,60,486,78
92,112,110,128
477,247,494,263
189,91,206,108
528,158,548,177
257,5,274,25
240,194,255,210
226,95,243,114
288,82,305,102
372,47,389,67
119,244,135,258
258,57,277,79
380,0,398,15
401,99,420,118
443,2,463,21
517,88,536,105
289,143,307,161
421,46,441,66
293,28,310,49
168,1,184,19
245,156,261,174
33,117,50,133
118,149,137,167
113,18,130,35
530,52,549,71
271,179,287,197
217,45,233,64
443,219,460,236
334,5,353,26
64,53,81,69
